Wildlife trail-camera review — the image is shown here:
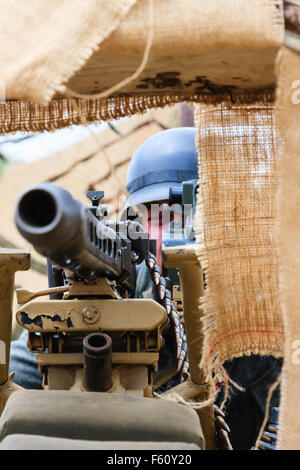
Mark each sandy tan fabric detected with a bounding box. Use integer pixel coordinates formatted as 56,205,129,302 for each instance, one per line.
0,106,177,339
0,0,283,104
0,96,187,134
0,0,284,132
0,0,137,105
0,0,290,438
65,0,283,98
274,45,300,450
194,94,284,383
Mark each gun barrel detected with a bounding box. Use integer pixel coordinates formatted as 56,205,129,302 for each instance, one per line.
15,183,81,248
14,183,133,285
83,333,112,392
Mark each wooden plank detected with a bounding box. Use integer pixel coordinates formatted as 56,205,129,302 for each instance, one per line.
36,352,159,367
62,0,283,99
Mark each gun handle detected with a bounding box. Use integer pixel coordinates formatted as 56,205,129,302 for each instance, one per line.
0,249,30,386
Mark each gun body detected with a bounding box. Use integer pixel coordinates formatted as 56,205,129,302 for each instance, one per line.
15,183,137,290
14,183,168,396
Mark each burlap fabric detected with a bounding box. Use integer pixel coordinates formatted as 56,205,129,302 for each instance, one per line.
194,94,284,384
274,45,300,450
0,0,283,132
0,0,294,447
65,0,283,98
0,95,278,134
0,0,137,105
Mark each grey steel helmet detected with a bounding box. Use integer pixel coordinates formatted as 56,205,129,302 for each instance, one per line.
125,127,198,209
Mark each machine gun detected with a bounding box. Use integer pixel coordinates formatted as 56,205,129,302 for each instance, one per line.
9,181,231,450
13,183,169,395
15,182,153,292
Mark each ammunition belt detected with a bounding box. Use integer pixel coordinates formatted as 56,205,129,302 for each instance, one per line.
146,253,234,450
146,252,189,381
253,407,278,450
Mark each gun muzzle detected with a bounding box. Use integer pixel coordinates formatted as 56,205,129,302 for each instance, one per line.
83,333,113,392
15,183,82,259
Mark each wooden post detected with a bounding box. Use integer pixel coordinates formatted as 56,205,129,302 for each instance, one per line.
163,244,216,449
0,249,30,386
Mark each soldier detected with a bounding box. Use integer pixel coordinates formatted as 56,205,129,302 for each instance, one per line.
9,330,43,389
122,126,198,389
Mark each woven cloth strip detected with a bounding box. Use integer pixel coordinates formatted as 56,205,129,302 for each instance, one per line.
194,94,284,386
0,0,283,105
0,0,137,105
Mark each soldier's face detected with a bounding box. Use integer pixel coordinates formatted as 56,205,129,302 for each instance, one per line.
139,202,183,269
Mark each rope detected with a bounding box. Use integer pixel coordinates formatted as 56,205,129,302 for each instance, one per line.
64,0,154,100
254,372,281,449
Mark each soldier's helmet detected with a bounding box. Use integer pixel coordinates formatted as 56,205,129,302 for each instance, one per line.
125,127,198,210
